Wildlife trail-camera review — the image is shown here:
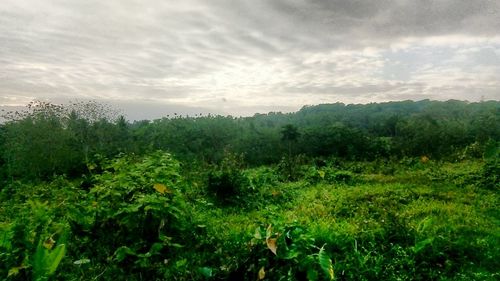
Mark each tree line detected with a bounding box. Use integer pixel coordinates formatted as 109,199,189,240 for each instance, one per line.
0,99,498,181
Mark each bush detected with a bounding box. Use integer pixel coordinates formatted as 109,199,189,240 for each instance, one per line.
481,159,499,189
245,167,279,190
276,154,308,182
304,166,357,185
206,152,250,204
0,175,91,280
227,223,334,281
207,170,249,202
72,151,192,279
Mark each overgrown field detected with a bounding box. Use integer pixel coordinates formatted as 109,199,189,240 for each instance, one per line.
1,153,498,280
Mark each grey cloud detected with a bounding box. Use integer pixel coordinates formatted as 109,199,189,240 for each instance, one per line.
202,0,500,50
0,0,499,119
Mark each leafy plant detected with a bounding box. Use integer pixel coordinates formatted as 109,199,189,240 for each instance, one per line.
74,151,192,279
304,166,356,185
481,158,499,189
0,198,69,281
32,230,67,281
276,154,308,182
206,152,250,203
241,223,335,281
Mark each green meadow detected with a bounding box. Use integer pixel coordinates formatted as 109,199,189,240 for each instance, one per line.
1,100,499,280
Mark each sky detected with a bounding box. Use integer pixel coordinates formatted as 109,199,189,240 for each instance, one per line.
1,0,500,120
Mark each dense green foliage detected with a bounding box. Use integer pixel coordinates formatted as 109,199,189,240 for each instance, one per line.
1,99,498,180
0,99,499,280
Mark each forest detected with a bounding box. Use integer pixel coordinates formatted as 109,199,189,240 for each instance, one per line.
0,99,498,280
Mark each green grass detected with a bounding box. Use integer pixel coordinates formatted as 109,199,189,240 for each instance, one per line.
189,162,499,280
1,158,499,280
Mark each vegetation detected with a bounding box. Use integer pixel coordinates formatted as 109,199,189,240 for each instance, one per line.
0,99,498,280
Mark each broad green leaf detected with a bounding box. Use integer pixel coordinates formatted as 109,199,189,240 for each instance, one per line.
46,244,66,275
149,242,164,254
318,246,334,280
283,249,300,260
198,267,213,278
34,242,67,279
114,246,136,262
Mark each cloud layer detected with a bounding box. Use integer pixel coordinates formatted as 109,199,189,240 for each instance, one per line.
1,0,499,119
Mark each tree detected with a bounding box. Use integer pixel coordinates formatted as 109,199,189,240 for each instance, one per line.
281,124,300,159
280,124,300,180
0,100,125,180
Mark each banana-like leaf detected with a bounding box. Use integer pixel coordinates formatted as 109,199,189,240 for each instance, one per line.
318,246,334,280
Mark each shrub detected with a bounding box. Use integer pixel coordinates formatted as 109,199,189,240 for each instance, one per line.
304,166,356,185
207,169,249,201
73,151,192,279
0,177,86,280
245,167,279,190
0,200,69,281
276,154,308,182
206,152,250,203
481,159,499,189
229,223,334,281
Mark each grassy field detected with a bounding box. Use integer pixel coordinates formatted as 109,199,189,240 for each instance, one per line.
1,156,499,280
189,160,499,280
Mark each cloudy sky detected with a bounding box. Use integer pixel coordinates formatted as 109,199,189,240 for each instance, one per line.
1,0,499,119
